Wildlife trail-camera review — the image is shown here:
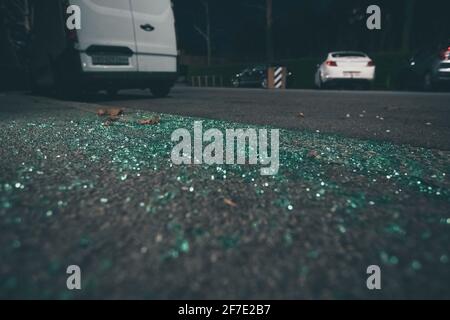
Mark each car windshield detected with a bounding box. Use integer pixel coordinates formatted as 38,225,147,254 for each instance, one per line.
332,52,367,58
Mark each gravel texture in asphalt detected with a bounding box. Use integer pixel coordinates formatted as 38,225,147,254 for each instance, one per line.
0,92,449,299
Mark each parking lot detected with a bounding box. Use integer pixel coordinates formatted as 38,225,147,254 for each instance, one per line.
86,86,450,149
0,87,449,299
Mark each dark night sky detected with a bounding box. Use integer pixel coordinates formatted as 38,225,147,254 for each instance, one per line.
173,0,450,61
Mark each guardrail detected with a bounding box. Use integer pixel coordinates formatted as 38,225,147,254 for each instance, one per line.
190,75,225,87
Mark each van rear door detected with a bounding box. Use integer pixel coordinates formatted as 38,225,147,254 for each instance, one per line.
130,0,177,73
70,0,138,72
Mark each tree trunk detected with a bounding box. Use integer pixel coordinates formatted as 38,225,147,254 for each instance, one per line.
402,0,415,52
204,1,211,66
0,1,20,68
266,0,274,64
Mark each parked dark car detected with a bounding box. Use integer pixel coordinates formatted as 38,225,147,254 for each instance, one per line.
397,42,450,91
231,65,293,88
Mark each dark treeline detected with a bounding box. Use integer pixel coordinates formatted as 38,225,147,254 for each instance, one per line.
174,0,450,61
1,0,449,74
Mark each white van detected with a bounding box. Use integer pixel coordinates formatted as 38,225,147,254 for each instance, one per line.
30,0,177,97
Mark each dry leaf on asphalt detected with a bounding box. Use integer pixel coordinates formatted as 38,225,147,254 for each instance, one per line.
103,116,120,127
307,150,320,159
97,108,124,117
138,116,161,125
224,198,237,207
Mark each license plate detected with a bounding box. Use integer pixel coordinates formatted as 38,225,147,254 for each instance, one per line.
343,71,361,78
92,55,130,66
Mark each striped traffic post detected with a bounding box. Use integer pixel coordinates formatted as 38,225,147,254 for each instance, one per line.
268,66,287,89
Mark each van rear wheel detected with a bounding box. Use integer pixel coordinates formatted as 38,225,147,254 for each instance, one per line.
150,83,172,98
55,81,82,100
51,59,82,100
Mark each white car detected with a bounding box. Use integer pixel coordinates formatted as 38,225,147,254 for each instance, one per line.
315,52,376,89
30,0,177,98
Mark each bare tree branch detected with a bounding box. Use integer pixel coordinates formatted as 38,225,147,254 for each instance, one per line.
194,25,208,40
194,0,212,66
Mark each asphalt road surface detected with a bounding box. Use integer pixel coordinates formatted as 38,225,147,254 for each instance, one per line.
91,86,450,150
0,88,449,299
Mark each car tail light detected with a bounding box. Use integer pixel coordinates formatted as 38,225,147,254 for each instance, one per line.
439,47,450,60
326,61,337,67
367,60,375,67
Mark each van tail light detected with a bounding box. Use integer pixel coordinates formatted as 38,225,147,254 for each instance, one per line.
326,61,337,67
66,29,79,43
367,60,375,67
63,1,79,44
